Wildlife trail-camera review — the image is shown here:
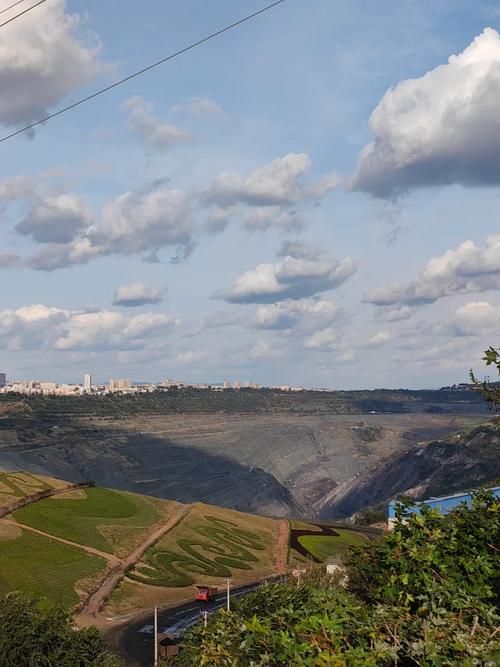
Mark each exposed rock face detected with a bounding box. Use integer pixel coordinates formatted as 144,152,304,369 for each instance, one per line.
317,424,500,519
0,390,495,518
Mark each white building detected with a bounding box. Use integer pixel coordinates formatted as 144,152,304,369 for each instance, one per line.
109,378,132,391
83,374,92,392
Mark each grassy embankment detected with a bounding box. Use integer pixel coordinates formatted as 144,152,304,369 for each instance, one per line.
1,475,376,614
13,487,178,557
104,502,282,615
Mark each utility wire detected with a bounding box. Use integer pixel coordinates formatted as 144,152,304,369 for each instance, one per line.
0,0,287,145
0,0,47,27
0,0,29,16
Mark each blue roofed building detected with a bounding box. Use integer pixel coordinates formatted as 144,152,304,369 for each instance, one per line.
387,486,500,529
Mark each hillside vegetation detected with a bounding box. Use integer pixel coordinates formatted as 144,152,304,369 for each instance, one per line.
174,492,500,666
0,473,368,618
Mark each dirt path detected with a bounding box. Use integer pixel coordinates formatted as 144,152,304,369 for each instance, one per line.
76,504,191,627
0,518,120,564
275,519,289,573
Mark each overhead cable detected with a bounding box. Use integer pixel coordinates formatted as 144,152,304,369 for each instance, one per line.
0,0,47,28
0,0,287,144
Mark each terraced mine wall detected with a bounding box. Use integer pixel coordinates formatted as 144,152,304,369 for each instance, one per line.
0,390,495,520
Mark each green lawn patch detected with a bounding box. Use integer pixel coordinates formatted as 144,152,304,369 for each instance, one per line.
129,515,267,588
13,487,160,554
0,529,106,609
297,530,367,562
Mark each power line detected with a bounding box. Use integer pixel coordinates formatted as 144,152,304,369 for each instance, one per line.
0,0,47,27
0,0,29,16
0,0,287,145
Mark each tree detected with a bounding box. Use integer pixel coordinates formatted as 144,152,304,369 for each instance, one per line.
171,492,500,666
470,346,500,408
0,593,123,667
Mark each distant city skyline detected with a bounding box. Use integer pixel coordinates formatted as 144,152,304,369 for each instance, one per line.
1,2,500,389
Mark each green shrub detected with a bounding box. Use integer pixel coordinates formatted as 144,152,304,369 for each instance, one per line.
0,592,122,666
172,492,500,666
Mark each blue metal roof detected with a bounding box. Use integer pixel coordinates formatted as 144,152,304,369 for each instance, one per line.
387,486,500,519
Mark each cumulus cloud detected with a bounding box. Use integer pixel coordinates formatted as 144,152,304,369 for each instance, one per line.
113,282,164,307
171,97,222,117
429,301,500,337
0,253,20,268
27,185,195,270
0,0,106,126
15,194,94,244
252,298,340,331
304,327,337,349
249,339,282,359
0,304,178,351
124,96,192,151
365,330,393,347
215,252,356,304
351,28,500,197
365,235,500,306
206,153,339,208
0,176,38,203
240,207,302,232
277,239,322,261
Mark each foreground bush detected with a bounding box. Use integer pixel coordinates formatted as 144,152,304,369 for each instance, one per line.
172,492,499,666
0,593,122,667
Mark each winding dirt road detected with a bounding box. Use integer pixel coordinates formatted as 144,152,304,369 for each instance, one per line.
275,519,289,572
76,504,191,625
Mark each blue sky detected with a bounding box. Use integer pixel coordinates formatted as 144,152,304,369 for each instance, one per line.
1,0,500,388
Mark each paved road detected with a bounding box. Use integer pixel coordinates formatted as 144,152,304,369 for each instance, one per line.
117,580,277,666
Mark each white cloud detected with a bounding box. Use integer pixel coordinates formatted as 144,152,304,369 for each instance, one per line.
0,0,106,126
365,235,500,306
206,153,339,207
216,252,356,304
170,97,223,118
253,298,340,331
124,96,192,151
249,339,281,359
0,304,178,352
113,282,164,307
16,194,94,244
27,185,195,270
0,253,19,268
366,330,393,347
385,305,414,321
0,176,38,203
351,28,500,197
304,327,337,349
240,207,302,232
429,301,500,337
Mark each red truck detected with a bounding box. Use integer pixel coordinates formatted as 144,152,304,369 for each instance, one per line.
195,585,218,602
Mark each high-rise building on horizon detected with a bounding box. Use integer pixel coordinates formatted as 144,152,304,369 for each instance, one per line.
0,373,6,388
109,378,132,391
83,374,92,392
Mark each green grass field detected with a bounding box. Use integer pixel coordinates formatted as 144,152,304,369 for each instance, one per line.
13,487,164,555
0,525,106,609
297,529,367,561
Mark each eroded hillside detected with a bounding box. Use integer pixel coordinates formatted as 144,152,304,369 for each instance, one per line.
0,389,492,518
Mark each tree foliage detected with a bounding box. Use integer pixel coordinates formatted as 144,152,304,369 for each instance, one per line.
470,346,500,408
172,492,500,666
0,593,122,667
